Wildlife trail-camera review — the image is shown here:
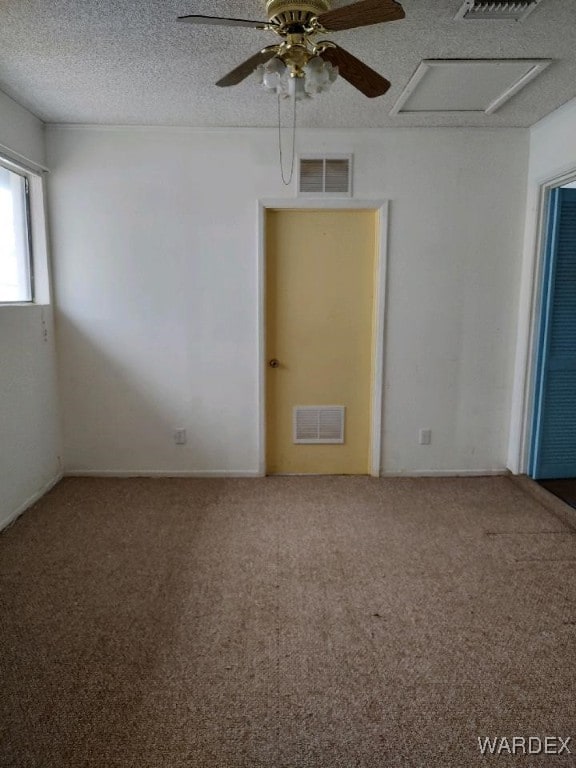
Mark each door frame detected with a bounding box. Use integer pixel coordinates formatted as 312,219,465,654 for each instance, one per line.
257,198,389,477
509,165,576,475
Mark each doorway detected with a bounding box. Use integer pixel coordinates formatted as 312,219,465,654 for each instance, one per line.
258,201,388,476
529,182,576,486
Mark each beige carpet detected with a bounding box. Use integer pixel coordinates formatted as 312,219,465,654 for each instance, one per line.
1,476,575,768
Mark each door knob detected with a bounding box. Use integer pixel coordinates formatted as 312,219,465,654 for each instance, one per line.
269,359,280,368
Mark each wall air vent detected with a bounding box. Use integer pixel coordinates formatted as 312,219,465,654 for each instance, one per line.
298,155,352,197
293,406,346,444
455,0,544,21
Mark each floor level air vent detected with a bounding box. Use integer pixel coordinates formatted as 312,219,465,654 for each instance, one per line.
455,0,544,21
298,156,352,197
293,406,346,444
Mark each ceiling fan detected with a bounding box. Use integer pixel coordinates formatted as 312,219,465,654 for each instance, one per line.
177,0,406,98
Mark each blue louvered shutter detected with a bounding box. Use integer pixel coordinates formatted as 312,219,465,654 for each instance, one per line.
531,188,576,478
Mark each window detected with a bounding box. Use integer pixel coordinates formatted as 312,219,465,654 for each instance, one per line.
0,164,33,302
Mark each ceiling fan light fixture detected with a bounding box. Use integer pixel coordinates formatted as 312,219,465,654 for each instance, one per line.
256,55,338,100
193,0,405,183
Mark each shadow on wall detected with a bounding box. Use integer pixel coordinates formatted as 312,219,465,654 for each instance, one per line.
55,311,241,474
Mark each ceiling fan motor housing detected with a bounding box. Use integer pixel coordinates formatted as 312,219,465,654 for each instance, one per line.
266,0,331,26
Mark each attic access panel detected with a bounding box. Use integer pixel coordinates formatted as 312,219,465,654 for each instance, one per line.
391,59,551,116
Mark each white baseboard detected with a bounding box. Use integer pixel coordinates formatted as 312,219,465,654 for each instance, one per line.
0,471,63,532
380,469,510,478
63,469,264,478
63,469,511,480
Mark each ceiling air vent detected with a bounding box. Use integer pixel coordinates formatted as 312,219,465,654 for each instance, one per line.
298,155,352,197
455,0,544,21
293,406,346,444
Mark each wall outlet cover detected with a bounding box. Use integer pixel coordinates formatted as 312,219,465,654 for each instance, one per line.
419,429,432,446
174,429,187,445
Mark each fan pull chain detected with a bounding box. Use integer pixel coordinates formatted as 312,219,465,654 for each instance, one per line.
278,90,297,186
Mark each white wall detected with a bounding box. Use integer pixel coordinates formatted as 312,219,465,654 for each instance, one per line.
508,97,576,473
47,125,528,476
0,90,62,528
0,306,62,525
525,97,576,182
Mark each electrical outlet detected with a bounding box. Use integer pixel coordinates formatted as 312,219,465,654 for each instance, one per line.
419,429,432,446
41,311,49,343
174,429,187,445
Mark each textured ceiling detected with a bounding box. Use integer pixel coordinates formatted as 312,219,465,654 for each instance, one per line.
0,0,574,128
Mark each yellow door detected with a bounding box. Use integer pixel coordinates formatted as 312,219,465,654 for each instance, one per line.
266,208,377,475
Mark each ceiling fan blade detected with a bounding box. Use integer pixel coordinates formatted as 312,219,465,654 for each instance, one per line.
317,0,405,31
177,14,270,29
216,48,279,87
320,45,391,98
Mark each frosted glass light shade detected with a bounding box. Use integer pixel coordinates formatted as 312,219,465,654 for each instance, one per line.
255,56,338,100
303,56,338,95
